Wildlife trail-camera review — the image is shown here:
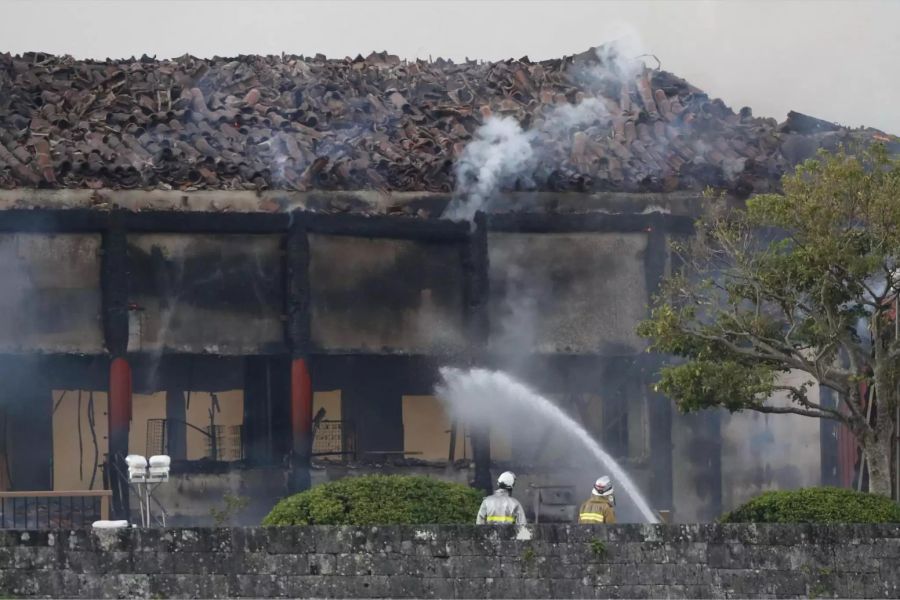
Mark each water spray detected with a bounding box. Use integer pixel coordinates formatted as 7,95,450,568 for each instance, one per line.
436,367,659,523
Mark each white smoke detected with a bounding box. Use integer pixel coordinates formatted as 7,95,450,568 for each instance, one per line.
443,116,535,222
538,97,610,135
594,22,649,81
443,29,652,222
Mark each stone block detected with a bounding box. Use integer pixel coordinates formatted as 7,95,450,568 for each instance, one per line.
166,528,207,553
172,552,199,575
64,550,107,574
766,572,808,597
549,577,595,598
448,554,500,578
661,541,707,564
831,574,868,598
866,579,899,599
568,524,611,544
307,552,336,576
520,577,552,598
226,573,280,598
452,577,486,598
333,575,392,598
404,554,451,578
231,527,268,553
385,574,452,599
446,539,479,556
715,568,771,597
363,526,401,554
282,575,336,598
108,574,151,599
231,551,271,575
533,523,568,544
658,524,703,544
132,550,176,574
10,530,53,547
601,541,642,564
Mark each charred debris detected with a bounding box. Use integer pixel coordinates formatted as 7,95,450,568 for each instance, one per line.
0,48,895,200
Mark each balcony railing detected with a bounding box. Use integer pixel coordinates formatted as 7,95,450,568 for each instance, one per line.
0,490,111,529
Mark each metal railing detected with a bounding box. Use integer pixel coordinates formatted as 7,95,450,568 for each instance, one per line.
146,418,243,462
0,490,111,529
312,419,357,460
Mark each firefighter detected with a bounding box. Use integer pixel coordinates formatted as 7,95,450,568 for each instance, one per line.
476,471,527,525
578,476,617,524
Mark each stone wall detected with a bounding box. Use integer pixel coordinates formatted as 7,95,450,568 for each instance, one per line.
1,524,898,599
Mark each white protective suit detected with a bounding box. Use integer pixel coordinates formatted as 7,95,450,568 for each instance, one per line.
475,488,527,525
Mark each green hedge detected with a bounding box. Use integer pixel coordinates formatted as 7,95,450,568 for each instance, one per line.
262,474,484,526
721,487,900,523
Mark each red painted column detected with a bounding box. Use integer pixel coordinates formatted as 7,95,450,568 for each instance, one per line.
109,358,132,429
291,358,313,457
108,357,132,518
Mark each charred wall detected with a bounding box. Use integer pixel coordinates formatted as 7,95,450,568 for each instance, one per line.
308,234,466,354
487,232,651,355
127,234,284,355
0,234,103,353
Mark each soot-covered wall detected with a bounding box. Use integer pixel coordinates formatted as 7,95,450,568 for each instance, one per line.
127,234,284,354
0,234,103,353
487,232,653,356
309,234,466,354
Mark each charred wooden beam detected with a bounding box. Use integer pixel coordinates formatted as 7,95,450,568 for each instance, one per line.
0,209,110,232
487,212,694,234
304,213,469,241
461,211,490,354
285,219,313,492
0,208,471,239
101,213,130,519
461,212,492,493
124,211,289,233
285,221,311,356
101,213,129,356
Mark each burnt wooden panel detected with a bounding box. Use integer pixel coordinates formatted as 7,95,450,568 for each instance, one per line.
127,234,285,355
309,234,466,354
0,233,103,353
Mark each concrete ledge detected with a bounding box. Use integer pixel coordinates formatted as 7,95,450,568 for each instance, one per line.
0,524,897,598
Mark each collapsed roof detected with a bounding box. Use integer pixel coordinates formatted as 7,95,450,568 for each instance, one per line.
0,49,895,198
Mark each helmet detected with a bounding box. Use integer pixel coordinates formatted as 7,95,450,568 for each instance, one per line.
497,471,516,490
592,476,614,497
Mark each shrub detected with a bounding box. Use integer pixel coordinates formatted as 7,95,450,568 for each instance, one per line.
262,474,484,526
721,487,900,523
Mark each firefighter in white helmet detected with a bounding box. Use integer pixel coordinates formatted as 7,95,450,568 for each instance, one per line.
577,476,617,524
476,471,527,525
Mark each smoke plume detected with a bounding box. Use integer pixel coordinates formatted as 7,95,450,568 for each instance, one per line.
443,117,536,222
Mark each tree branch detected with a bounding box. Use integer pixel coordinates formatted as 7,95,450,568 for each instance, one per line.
749,404,843,421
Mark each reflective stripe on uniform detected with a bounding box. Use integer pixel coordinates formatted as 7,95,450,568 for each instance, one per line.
486,515,516,523
579,512,606,523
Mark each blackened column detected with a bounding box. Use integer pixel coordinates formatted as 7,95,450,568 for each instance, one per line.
102,213,131,519
285,215,313,492
463,212,493,494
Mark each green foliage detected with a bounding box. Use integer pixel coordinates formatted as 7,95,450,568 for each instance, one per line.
262,475,483,526
638,148,900,412
589,538,607,558
209,493,250,527
639,145,900,494
720,487,900,523
522,546,536,563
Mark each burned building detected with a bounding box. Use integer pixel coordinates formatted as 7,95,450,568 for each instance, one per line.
0,49,894,524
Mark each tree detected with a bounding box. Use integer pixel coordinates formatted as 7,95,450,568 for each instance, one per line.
637,145,900,496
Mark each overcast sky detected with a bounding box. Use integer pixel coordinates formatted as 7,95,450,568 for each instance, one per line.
2,0,898,134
